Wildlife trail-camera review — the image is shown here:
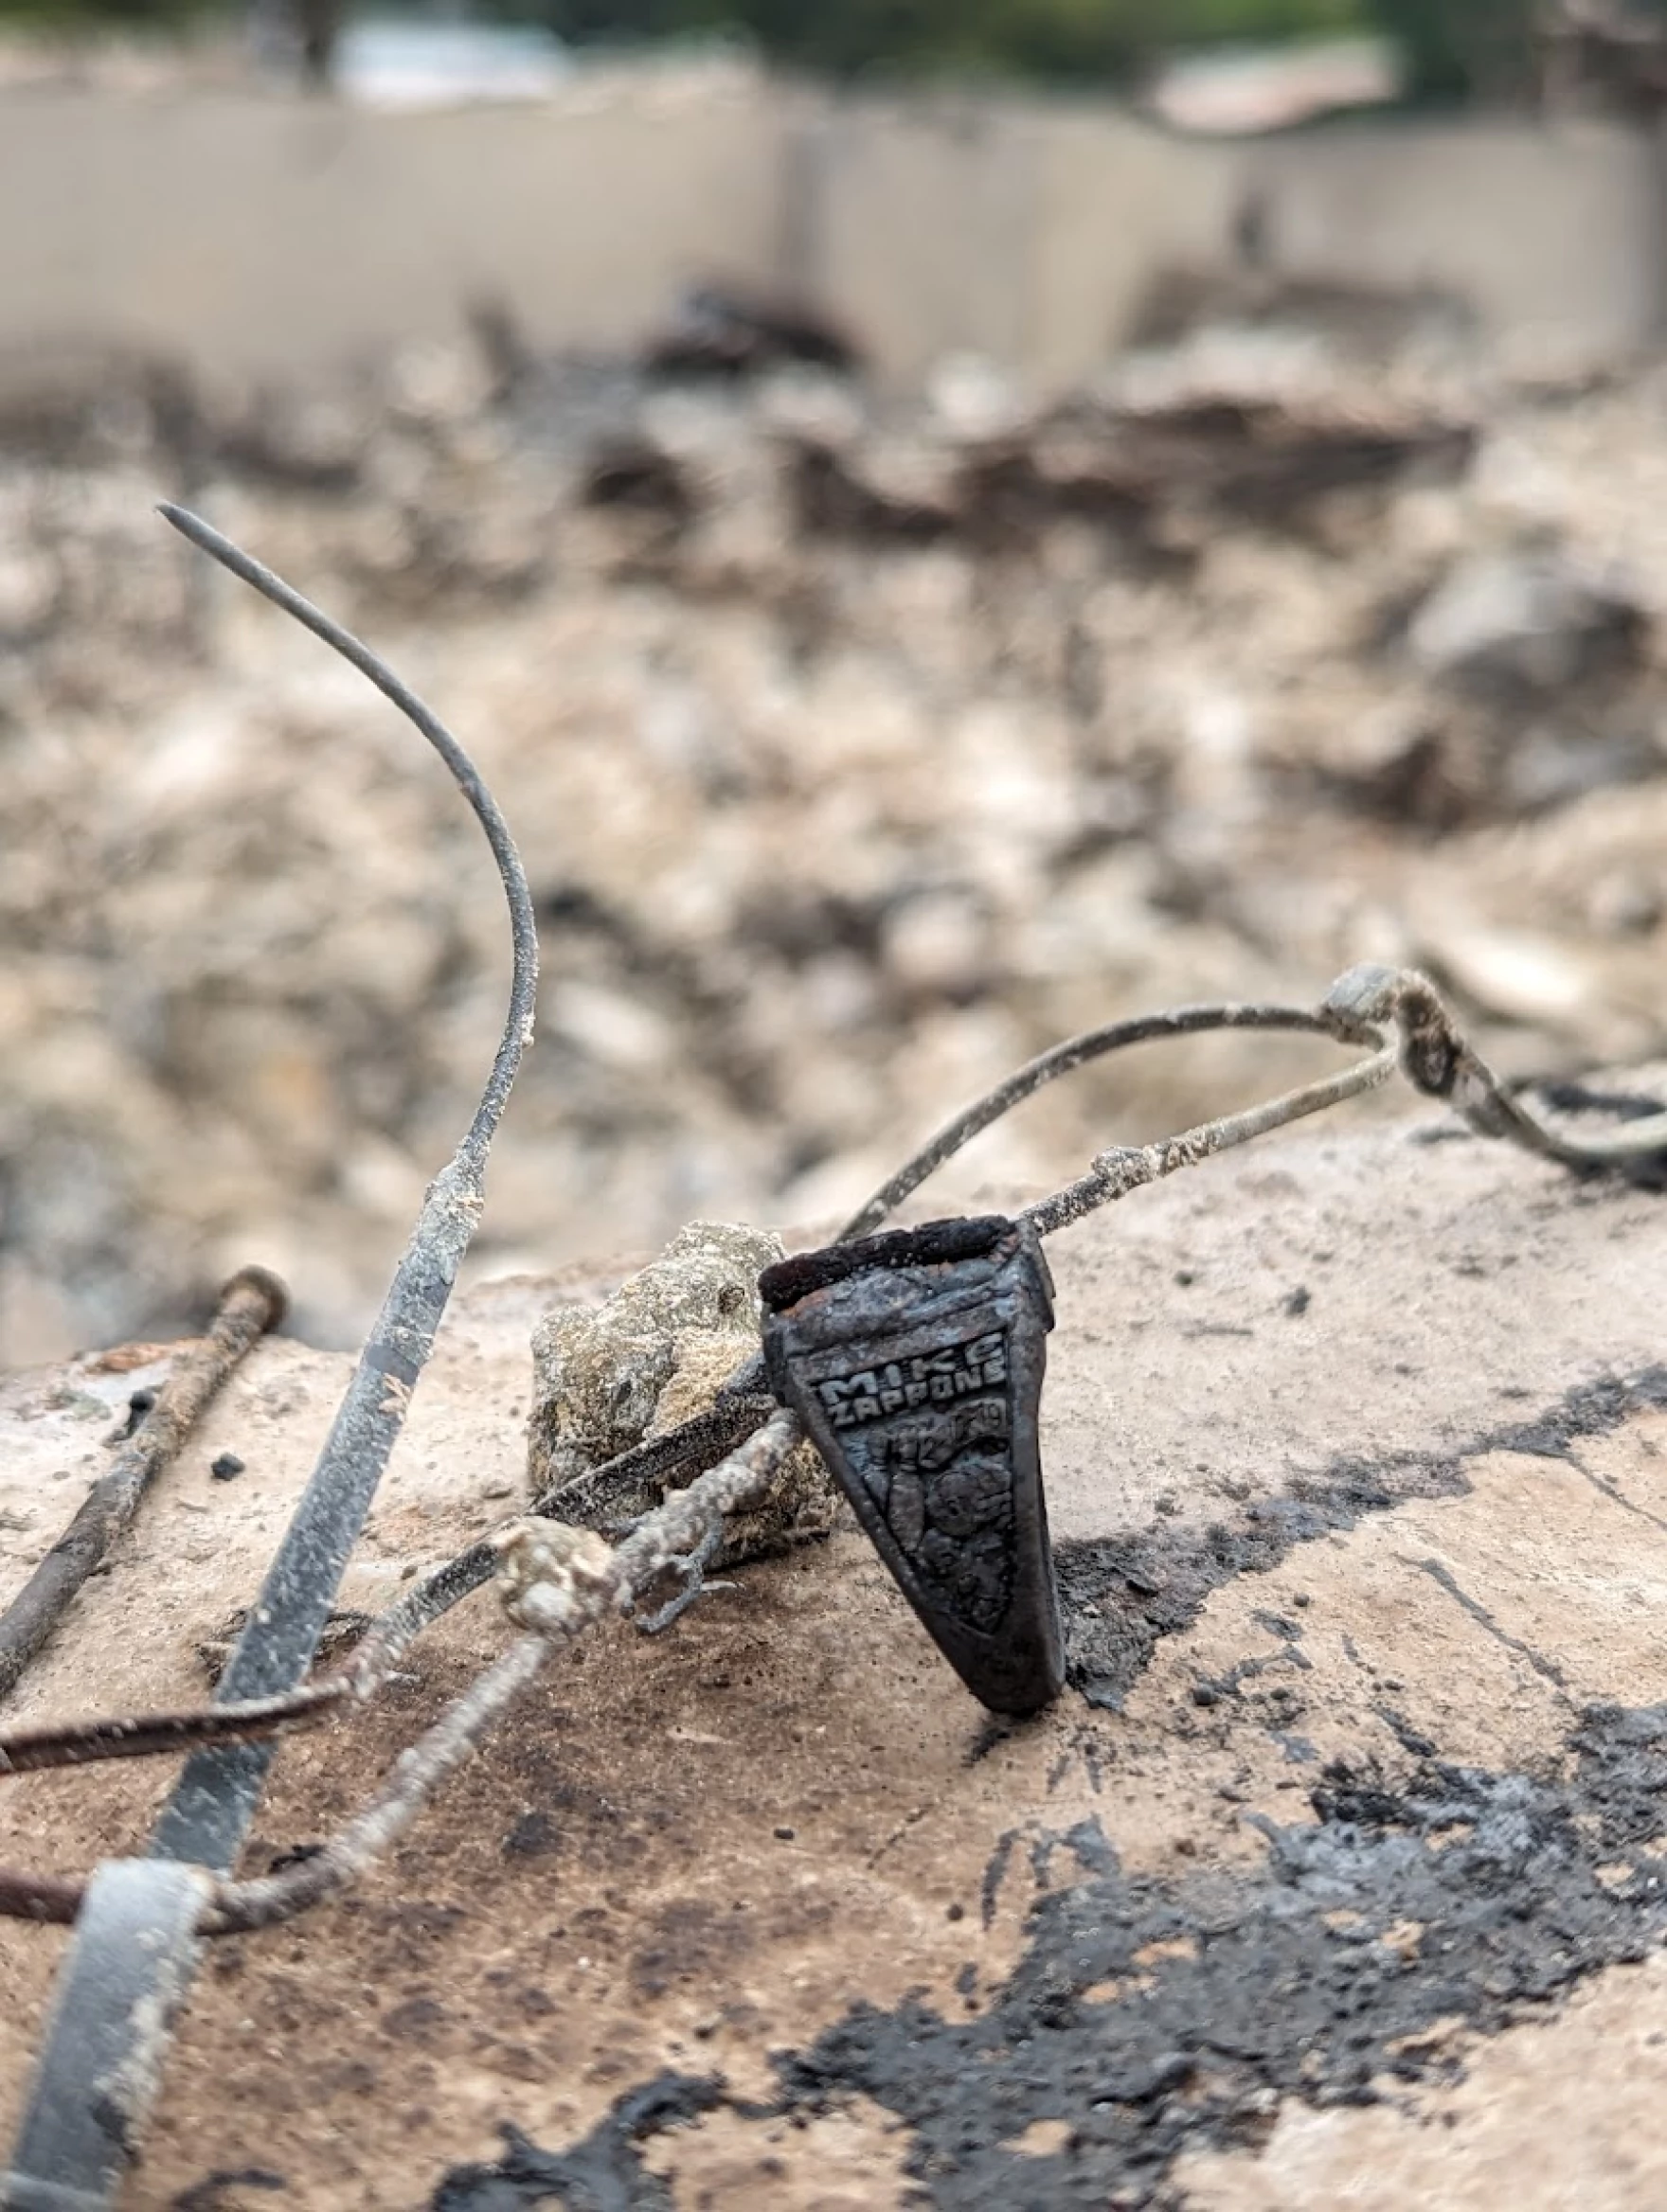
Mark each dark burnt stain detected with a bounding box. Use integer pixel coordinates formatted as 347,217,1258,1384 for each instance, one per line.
628,1896,756,2004
762,1699,1667,2208
431,2078,724,2211
433,1700,1667,2209
980,1828,1020,1933
424,1362,1667,2208
1416,1559,1568,1688
501,1811,562,1860
963,1715,1021,1770
170,2171,289,2210
1060,1364,1667,1710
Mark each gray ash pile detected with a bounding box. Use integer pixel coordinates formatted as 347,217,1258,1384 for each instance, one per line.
2,325,1663,1359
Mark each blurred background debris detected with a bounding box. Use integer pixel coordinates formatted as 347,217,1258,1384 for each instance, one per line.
1,0,1665,1361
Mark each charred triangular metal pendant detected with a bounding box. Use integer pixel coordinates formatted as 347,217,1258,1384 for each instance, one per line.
761,1215,1064,1715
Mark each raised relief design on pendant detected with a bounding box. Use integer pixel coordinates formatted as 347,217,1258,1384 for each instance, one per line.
813,1329,1017,1632
760,1212,1063,1714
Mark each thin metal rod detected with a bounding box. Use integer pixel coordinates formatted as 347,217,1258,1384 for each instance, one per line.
1,514,541,2212
838,1003,1366,1240
157,506,539,1161
200,1411,800,1936
0,1682,340,1776
0,1266,288,1706
0,1543,501,1778
1325,964,1667,1171
1024,1045,1399,1236
528,1392,776,1522
144,507,537,1869
534,966,1662,1523
0,1866,83,1927
201,1633,554,1936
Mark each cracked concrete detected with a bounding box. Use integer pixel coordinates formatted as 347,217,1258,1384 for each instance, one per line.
0,1084,1663,2207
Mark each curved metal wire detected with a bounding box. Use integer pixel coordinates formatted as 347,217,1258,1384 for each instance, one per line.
1,511,542,2211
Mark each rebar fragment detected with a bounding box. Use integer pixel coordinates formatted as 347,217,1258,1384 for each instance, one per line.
0,1265,288,1705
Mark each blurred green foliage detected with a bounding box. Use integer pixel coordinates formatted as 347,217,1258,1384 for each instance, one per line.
1371,0,1536,100
546,0,1545,97
0,0,217,27
0,0,1555,110
611,0,1365,80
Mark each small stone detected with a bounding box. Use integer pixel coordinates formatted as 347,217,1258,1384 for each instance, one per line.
528,1222,834,1564
1407,546,1647,698
210,1453,245,1481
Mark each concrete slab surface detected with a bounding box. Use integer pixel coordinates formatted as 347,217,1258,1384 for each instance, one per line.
1,1090,1663,2208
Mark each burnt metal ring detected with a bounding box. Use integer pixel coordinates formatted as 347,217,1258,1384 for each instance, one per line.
755,983,1421,1718
762,1214,1063,1717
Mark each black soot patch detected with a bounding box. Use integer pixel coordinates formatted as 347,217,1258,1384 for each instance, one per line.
1529,1081,1667,1192
426,1368,1667,2211
762,1700,1667,2208
430,1702,1667,2210
1059,1365,1667,1710
429,2074,724,2210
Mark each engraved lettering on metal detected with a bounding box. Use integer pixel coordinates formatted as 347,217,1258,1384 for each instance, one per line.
761,1216,1064,1715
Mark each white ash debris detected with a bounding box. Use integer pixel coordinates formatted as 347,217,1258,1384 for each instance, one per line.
493,1518,618,1635
1,327,1665,1362
527,1222,834,1561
